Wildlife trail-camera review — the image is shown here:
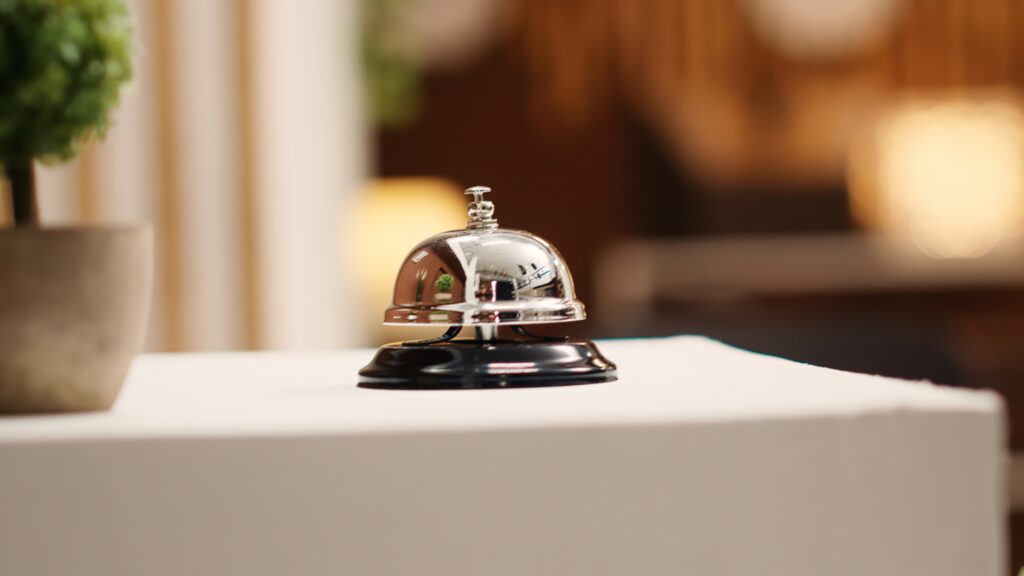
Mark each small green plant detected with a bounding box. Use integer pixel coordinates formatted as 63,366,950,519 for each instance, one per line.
361,0,420,128
434,273,453,293
0,0,134,225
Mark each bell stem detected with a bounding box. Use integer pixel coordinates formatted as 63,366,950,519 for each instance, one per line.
474,325,499,341
6,160,38,226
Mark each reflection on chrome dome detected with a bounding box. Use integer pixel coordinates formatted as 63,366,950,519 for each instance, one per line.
384,187,586,326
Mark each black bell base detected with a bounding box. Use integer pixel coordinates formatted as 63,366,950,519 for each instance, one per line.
358,339,617,390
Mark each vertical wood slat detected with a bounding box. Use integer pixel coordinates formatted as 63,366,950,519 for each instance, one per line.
152,0,184,351
236,0,261,350
0,179,9,226
76,148,98,223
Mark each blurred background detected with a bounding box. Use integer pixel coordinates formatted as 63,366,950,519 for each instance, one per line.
3,0,1024,565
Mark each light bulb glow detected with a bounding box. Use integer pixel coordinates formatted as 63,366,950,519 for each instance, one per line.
849,95,1024,258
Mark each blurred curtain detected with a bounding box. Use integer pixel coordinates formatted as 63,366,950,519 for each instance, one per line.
32,0,366,351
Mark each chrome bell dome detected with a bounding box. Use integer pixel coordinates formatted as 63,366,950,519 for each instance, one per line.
361,184,617,390
384,186,585,326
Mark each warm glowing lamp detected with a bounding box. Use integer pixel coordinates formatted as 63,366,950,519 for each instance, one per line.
848,94,1024,258
345,178,467,343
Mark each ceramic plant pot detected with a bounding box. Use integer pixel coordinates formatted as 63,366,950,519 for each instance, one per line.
0,226,152,414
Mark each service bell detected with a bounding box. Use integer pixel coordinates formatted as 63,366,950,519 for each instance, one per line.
358,186,617,389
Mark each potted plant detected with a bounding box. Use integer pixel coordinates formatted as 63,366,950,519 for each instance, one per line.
433,272,454,302
0,0,148,413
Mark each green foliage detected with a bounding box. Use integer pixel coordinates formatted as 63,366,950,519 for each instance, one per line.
0,0,133,165
434,273,453,293
362,0,421,128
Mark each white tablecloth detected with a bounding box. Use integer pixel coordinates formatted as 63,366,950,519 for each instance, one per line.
0,336,1004,576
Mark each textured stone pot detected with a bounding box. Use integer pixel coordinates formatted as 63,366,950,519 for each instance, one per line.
0,226,152,414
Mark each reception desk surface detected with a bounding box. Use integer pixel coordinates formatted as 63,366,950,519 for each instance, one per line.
0,336,1004,576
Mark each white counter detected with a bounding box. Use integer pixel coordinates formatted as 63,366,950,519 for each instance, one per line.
0,336,1005,575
